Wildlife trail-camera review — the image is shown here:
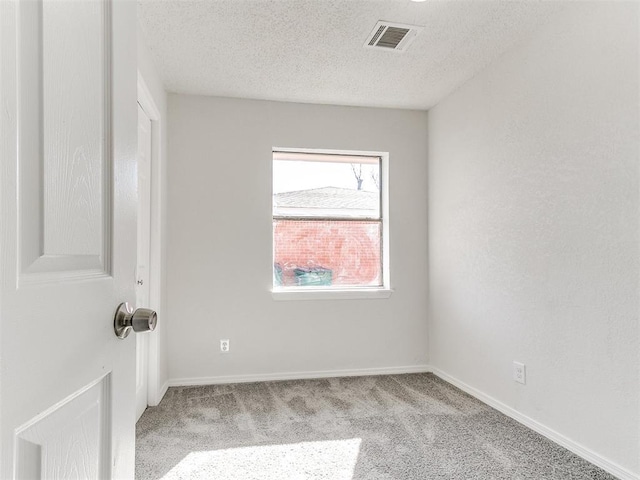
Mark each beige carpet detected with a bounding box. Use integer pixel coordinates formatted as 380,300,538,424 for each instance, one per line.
136,373,613,479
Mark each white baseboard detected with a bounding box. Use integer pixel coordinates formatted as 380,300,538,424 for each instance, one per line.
431,368,638,480
168,364,432,387
150,380,169,406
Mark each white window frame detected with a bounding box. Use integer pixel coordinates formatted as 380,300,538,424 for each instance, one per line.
271,147,392,301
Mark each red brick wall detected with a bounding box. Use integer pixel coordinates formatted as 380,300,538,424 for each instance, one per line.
274,219,381,286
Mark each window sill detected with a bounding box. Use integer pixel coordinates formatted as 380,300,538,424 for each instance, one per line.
271,287,393,301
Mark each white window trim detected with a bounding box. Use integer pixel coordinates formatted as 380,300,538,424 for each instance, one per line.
271,287,393,301
271,147,391,300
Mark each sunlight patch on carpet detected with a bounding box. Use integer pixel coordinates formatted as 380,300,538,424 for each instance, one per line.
160,438,362,480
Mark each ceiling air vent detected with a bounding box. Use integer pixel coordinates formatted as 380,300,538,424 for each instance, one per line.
364,21,423,52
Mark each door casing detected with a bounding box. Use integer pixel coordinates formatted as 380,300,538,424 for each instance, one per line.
136,72,164,407
136,102,152,421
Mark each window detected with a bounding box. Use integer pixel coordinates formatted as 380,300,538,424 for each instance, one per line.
272,149,389,297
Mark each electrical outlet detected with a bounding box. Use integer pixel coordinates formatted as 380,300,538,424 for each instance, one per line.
220,339,230,353
513,361,526,384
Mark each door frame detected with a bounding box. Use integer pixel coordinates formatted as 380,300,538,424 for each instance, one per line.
137,72,164,406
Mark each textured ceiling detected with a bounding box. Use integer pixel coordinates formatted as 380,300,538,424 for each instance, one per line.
138,0,569,109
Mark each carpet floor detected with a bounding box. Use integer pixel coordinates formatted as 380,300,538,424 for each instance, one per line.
136,373,614,479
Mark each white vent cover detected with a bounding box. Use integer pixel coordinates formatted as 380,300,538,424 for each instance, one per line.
364,21,423,52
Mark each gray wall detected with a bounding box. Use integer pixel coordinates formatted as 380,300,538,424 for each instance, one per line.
427,2,639,475
166,95,429,382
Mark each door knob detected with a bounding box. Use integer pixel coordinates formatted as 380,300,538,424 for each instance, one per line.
114,302,157,339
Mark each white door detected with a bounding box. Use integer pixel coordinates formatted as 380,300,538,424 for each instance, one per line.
0,0,138,478
136,104,152,421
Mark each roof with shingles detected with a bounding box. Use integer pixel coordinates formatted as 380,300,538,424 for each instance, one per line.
273,187,378,211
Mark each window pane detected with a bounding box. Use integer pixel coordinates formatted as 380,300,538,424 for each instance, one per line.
273,159,380,218
274,219,382,287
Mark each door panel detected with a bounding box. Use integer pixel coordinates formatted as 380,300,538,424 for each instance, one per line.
18,0,111,282
1,0,138,478
15,376,111,479
41,0,105,258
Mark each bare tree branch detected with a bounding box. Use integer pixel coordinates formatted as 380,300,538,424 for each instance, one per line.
370,170,380,190
350,164,363,190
